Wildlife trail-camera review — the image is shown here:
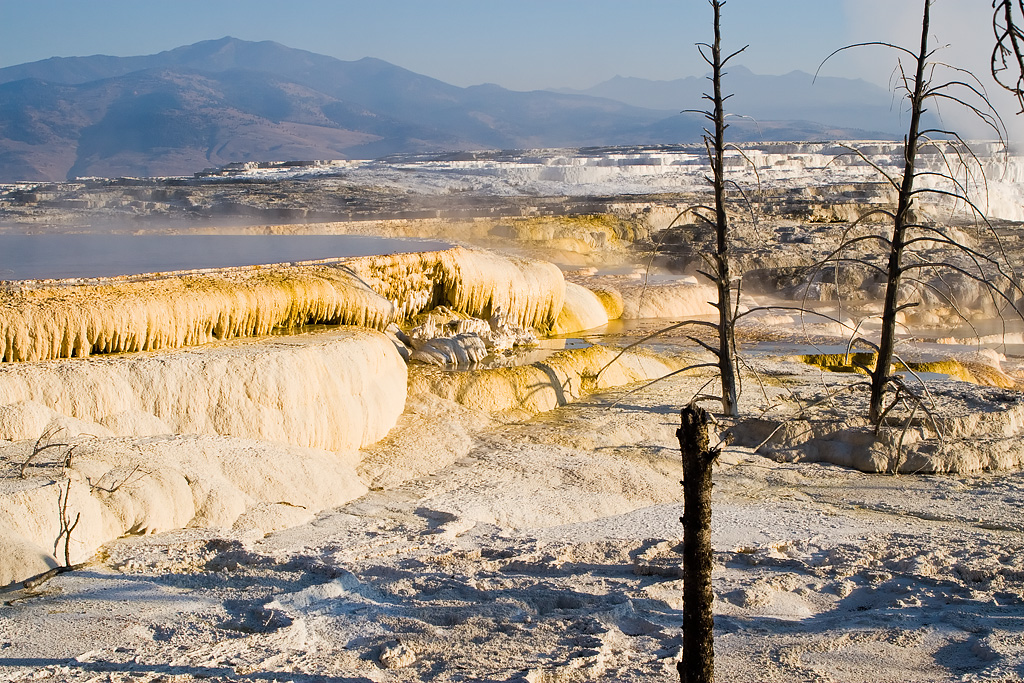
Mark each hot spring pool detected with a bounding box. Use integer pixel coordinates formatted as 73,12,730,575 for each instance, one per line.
0,234,451,280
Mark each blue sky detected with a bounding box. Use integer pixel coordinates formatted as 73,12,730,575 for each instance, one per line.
0,0,1012,138
0,0,986,90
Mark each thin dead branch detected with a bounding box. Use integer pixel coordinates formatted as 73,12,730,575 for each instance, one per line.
54,479,81,568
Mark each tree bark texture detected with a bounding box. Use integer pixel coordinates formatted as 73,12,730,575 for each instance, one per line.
708,0,739,418
677,404,715,683
869,0,930,424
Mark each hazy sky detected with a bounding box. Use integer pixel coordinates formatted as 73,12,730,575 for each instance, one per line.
0,1,996,88
0,0,1014,137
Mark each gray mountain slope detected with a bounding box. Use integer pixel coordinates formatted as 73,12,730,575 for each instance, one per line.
0,39,902,181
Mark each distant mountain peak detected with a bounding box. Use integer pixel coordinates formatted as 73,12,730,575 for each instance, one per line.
0,41,906,182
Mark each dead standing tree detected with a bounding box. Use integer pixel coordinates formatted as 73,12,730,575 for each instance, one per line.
696,0,744,418
866,0,933,425
818,0,1017,426
676,2,744,681
685,0,746,419
610,0,749,415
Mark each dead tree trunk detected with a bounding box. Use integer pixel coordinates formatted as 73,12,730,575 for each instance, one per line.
677,404,716,683
868,0,930,424
707,0,739,418
820,0,1014,426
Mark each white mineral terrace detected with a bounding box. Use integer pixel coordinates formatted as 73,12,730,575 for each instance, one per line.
4,220,1024,680
208,141,1024,221
0,244,727,584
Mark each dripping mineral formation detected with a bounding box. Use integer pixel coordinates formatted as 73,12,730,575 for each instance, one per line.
0,245,706,584
5,142,1024,681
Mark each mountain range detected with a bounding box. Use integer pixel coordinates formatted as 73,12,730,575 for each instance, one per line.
554,67,912,135
0,37,908,182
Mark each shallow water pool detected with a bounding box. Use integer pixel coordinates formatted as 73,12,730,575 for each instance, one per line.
0,234,450,280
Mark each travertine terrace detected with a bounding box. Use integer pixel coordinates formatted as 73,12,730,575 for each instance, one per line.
3,144,1024,682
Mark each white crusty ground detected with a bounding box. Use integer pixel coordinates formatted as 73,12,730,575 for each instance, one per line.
3,362,1024,682
0,328,409,585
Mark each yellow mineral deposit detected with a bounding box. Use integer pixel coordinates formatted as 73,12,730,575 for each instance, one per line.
798,353,1022,390
619,280,718,319
552,282,610,335
409,345,685,416
0,243,720,585
430,248,564,331
0,266,395,362
0,247,569,362
589,286,625,320
347,247,565,332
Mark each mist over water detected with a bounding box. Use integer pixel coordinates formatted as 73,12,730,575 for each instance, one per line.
0,234,450,280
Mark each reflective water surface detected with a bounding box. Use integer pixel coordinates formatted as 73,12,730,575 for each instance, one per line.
0,234,450,280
